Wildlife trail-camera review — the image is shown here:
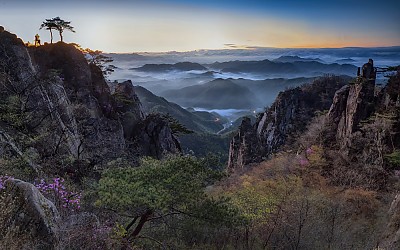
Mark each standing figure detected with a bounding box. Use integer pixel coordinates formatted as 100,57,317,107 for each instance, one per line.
34,34,41,47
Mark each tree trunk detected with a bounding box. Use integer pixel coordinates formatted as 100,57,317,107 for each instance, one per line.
129,210,153,240
125,216,139,232
50,30,53,44
60,31,63,42
245,226,250,250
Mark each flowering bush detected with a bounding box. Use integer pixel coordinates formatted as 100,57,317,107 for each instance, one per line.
35,177,81,212
298,157,310,166
306,147,314,155
0,175,12,190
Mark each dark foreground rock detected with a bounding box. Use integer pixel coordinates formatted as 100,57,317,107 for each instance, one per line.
0,179,60,249
0,29,180,179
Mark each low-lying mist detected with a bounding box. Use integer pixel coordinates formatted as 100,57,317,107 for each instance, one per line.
107,47,400,127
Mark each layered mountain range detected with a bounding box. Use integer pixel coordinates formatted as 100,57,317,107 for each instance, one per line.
126,56,357,110
132,58,356,76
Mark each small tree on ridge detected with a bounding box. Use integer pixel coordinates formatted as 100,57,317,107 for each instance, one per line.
40,18,57,43
40,17,75,43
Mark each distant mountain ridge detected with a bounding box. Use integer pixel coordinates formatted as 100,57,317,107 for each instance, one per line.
207,59,356,75
272,55,323,63
335,58,356,63
133,62,207,72
131,58,357,76
155,76,323,110
162,78,261,109
134,85,225,133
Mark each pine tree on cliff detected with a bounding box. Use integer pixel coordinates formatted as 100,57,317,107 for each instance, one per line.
40,17,75,43
40,18,57,43
53,17,75,42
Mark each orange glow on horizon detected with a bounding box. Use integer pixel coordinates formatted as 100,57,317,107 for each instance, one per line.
0,4,399,53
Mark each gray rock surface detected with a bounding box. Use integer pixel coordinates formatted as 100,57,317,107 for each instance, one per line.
0,179,60,250
326,62,376,150
135,114,181,159
227,117,259,170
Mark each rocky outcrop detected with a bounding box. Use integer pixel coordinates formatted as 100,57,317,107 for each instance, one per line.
256,87,303,157
227,117,260,170
326,59,376,149
228,76,347,171
27,42,129,162
135,114,181,159
0,28,180,177
316,61,400,190
0,27,36,87
0,179,60,249
114,80,144,139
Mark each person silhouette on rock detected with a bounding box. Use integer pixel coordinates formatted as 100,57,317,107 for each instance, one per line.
34,34,41,47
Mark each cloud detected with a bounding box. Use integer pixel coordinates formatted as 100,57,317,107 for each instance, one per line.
224,43,259,50
224,43,237,48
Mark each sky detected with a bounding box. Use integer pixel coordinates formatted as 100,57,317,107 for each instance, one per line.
0,0,399,52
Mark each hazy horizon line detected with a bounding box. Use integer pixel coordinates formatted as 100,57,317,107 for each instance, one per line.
104,45,400,54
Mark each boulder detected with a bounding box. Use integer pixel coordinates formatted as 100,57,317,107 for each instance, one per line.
0,179,60,249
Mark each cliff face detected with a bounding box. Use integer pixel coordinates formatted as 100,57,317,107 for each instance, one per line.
228,76,347,170
324,60,400,164
326,60,377,150
27,42,130,164
0,28,180,177
315,61,400,190
227,117,260,170
255,87,304,157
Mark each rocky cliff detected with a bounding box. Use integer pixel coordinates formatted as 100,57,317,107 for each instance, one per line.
227,117,260,170
0,27,180,178
326,61,397,156
228,75,347,170
325,59,377,150
324,62,400,189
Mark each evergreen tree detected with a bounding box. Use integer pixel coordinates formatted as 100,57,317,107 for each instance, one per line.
39,18,57,43
40,17,75,43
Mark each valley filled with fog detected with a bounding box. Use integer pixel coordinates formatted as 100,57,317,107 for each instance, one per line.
108,47,400,131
